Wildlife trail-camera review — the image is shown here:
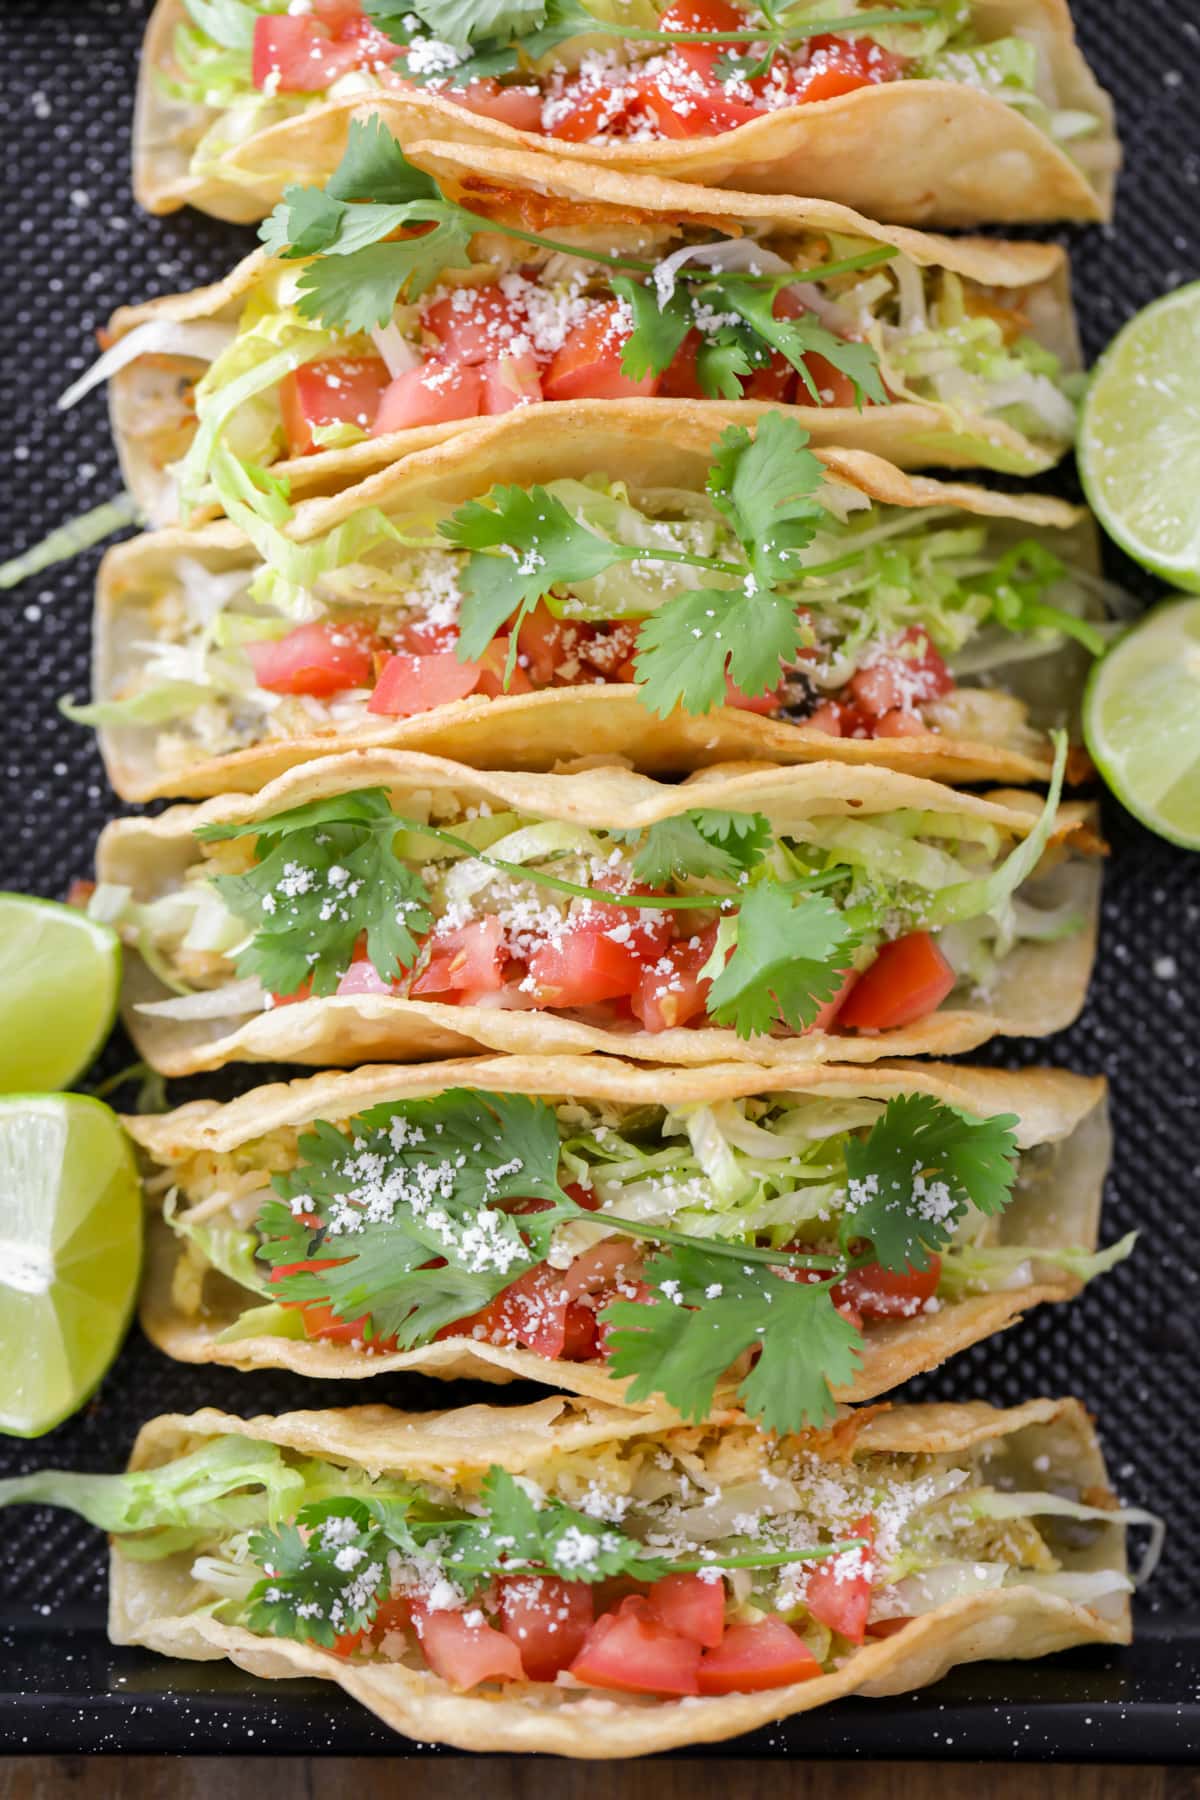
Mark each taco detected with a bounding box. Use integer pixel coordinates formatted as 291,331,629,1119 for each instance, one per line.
85,746,1101,1076
135,0,1117,226
130,1050,1130,1427
76,405,1104,802
86,134,1083,527
0,1396,1155,1754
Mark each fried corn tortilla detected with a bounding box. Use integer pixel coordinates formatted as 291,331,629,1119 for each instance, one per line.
94,1396,1131,1754
129,1051,1113,1408
135,0,1117,226
93,749,1102,1076
91,406,1098,801
105,145,1080,528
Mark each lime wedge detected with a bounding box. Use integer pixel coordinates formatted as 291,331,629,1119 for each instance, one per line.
0,894,120,1092
0,1095,141,1436
1083,596,1200,849
1078,283,1200,589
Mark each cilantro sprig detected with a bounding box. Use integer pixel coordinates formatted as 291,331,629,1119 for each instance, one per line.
444,412,832,713
361,0,936,90
259,121,885,402
197,788,861,1034
246,1464,866,1648
253,1086,1019,1434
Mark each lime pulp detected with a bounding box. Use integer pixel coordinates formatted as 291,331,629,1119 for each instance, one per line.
1083,596,1200,850
0,894,120,1092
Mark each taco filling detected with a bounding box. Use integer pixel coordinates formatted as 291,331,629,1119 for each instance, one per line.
149,1080,1132,1424
75,410,1103,783
86,130,1080,509
87,739,1081,1040
159,0,1105,166
0,1403,1151,1706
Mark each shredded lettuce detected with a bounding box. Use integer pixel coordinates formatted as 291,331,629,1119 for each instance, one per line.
0,495,141,591
165,1194,271,1297
925,731,1067,927
938,1232,1137,1301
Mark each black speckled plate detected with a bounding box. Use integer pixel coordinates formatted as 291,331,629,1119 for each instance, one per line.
0,0,1198,1760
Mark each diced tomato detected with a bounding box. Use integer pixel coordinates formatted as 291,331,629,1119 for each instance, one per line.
516,600,591,686
784,34,905,104
269,1257,376,1345
67,878,96,909
279,355,391,457
440,1262,598,1360
587,870,676,958
481,352,543,413
411,917,505,997
422,287,527,367
837,931,956,1032
806,698,868,737
251,15,362,91
660,329,706,399
372,361,483,435
472,636,535,698
630,64,763,137
410,1600,524,1688
873,707,925,737
569,1597,702,1696
544,76,631,142
658,0,750,79
805,966,859,1035
724,674,781,715
578,619,640,680
741,355,796,403
629,924,718,1032
247,622,376,697
311,0,363,30
527,923,643,1007
498,1576,594,1681
542,300,659,402
697,1618,823,1693
392,617,459,655
849,627,953,720
865,1617,911,1639
833,1255,942,1321
559,1238,642,1302
804,1516,874,1644
367,647,485,717
448,78,545,133
646,1572,725,1648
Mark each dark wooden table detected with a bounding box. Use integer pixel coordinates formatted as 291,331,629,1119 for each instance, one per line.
2,1763,1197,1799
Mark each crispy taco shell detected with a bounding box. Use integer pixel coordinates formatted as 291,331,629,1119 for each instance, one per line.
96,749,1102,1076
108,146,1080,527
94,405,1097,801
135,0,1116,225
129,1051,1111,1403
108,1395,1129,1755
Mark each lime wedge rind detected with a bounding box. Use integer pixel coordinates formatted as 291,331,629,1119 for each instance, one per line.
0,1094,141,1437
1083,596,1200,850
0,894,121,1093
1079,282,1200,592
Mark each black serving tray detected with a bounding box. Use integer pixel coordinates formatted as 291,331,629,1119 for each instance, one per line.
1,0,1198,1762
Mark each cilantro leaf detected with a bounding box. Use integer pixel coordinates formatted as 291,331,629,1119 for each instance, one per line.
260,185,347,260
246,1503,394,1648
441,485,634,660
408,0,552,48
200,790,432,997
695,332,757,400
611,276,692,384
706,883,859,1038
295,218,475,330
707,413,827,588
620,808,773,884
261,1091,587,1344
840,1095,1020,1272
711,277,887,409
324,116,442,206
602,1243,862,1433
446,1468,673,1584
634,579,806,716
